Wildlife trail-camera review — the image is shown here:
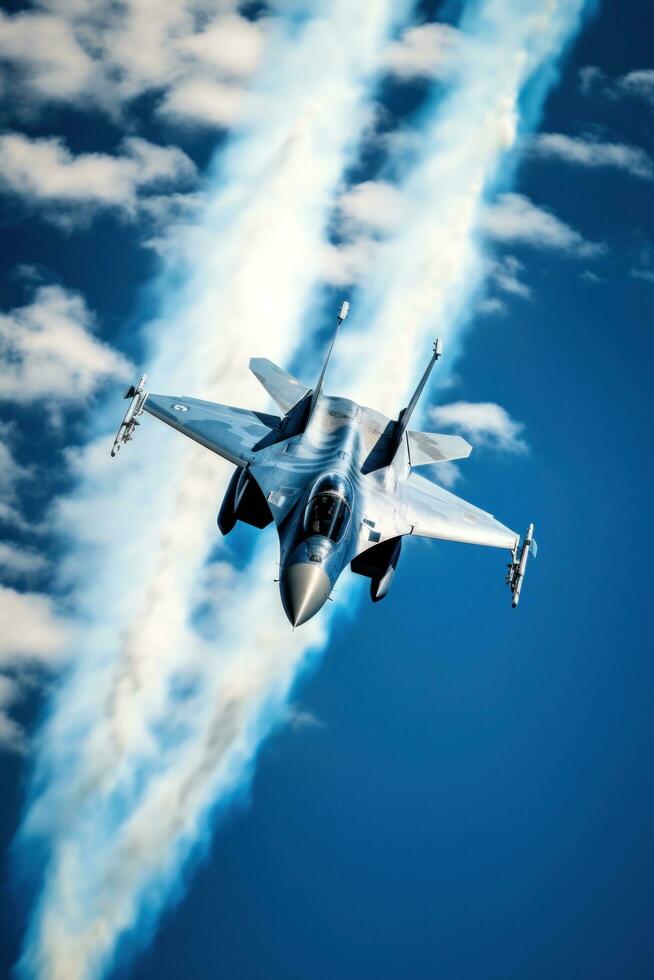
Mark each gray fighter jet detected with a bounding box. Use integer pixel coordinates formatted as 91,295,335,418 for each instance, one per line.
112,302,536,625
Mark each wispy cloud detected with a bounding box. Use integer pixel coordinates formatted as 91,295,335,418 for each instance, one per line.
476,296,509,317
0,675,28,753
0,430,39,534
479,192,605,258
531,132,653,179
157,78,246,128
0,284,131,403
0,5,268,126
627,240,654,284
578,65,654,108
383,22,461,80
0,586,71,753
429,401,528,454
487,254,532,299
615,69,654,105
285,704,325,732
337,179,405,235
0,587,70,668
0,10,94,101
0,542,49,579
630,267,654,283
0,134,196,221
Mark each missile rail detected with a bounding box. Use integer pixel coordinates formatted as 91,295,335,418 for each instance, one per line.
111,374,149,457
506,523,537,608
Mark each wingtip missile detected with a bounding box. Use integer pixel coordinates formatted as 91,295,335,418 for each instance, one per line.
506,522,537,608
111,374,148,456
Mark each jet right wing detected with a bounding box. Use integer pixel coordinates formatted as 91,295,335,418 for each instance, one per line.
401,471,519,550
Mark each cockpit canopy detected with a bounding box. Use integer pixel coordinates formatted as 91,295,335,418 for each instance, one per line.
303,472,352,543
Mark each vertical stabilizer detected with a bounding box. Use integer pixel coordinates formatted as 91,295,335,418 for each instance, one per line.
308,301,349,418
390,339,442,458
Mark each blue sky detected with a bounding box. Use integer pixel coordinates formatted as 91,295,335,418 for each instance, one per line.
0,1,653,978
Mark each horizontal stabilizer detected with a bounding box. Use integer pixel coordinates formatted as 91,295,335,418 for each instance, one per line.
407,430,472,467
249,358,310,415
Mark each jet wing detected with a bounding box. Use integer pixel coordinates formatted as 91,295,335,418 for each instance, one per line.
144,393,280,467
401,472,519,550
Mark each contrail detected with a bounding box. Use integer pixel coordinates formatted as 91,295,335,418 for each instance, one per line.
15,2,590,979
15,2,411,978
334,0,591,415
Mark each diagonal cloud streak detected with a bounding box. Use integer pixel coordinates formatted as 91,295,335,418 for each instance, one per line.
15,2,591,979
333,0,591,414
15,3,412,978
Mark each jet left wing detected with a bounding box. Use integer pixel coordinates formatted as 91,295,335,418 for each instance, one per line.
144,393,280,467
401,472,519,550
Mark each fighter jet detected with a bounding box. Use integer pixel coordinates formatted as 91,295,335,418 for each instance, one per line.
112,302,536,626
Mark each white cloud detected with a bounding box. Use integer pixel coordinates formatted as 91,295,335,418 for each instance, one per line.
337,180,405,234
0,133,196,218
431,459,462,488
578,65,654,108
178,14,266,79
285,704,324,732
0,587,71,753
480,193,605,258
0,284,131,403
0,502,31,531
158,78,245,128
429,401,528,454
578,65,603,96
0,10,95,99
616,69,654,106
0,586,70,667
531,132,653,179
318,181,407,286
0,675,27,753
488,254,531,298
630,267,654,283
0,433,35,534
477,296,508,317
0,542,48,578
0,5,268,128
319,238,378,285
0,435,31,498
384,22,460,80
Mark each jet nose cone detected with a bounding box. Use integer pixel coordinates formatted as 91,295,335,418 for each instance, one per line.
280,562,331,627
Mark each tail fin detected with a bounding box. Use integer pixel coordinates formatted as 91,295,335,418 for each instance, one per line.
307,300,349,418
389,338,442,458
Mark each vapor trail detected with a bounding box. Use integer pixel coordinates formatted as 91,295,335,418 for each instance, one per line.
15,3,411,978
335,0,590,416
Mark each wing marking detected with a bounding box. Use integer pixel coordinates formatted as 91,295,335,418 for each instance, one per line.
144,393,279,466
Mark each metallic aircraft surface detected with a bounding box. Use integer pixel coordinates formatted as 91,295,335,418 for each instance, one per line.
112,303,536,626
